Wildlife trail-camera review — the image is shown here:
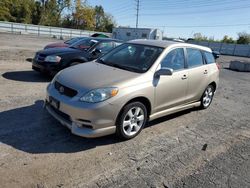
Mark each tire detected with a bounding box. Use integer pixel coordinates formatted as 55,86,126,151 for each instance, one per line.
200,85,215,109
116,102,147,140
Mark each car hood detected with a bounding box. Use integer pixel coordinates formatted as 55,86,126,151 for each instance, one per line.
38,47,83,56
45,42,68,49
56,62,141,91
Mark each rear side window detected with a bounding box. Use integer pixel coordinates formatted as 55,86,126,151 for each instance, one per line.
204,52,215,64
186,48,203,68
161,48,185,71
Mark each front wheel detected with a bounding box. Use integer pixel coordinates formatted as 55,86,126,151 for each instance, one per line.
200,85,215,109
116,102,147,140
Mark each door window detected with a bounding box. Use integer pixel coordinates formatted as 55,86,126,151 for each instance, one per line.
161,48,185,71
186,48,204,68
204,51,215,64
95,42,114,54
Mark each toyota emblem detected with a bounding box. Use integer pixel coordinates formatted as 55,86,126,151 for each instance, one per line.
59,86,64,93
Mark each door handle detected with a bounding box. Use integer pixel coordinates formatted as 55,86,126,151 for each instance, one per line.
181,75,187,80
204,70,208,74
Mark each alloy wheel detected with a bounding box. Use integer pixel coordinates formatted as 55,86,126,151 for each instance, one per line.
122,107,145,136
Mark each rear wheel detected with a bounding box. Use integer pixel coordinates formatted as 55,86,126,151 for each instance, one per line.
116,102,147,140
200,85,214,109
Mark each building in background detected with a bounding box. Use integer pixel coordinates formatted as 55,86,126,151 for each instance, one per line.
112,27,163,41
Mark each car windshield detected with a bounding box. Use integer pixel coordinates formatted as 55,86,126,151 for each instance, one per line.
64,37,82,45
97,43,163,73
69,38,99,50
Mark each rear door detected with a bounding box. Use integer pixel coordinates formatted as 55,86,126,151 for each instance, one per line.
154,48,188,112
185,48,210,102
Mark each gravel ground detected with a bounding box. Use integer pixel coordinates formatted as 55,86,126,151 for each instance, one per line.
0,33,250,188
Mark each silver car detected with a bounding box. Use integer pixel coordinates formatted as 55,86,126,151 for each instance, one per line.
45,40,219,139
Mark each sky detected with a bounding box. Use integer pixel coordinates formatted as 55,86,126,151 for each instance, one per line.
87,0,250,40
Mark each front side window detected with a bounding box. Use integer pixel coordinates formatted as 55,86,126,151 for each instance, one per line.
95,42,114,54
204,51,215,64
186,48,204,68
97,43,163,73
161,48,185,71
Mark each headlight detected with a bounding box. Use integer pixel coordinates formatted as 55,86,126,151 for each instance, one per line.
45,55,61,63
80,87,119,103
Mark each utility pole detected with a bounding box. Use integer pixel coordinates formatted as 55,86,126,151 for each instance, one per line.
136,0,140,28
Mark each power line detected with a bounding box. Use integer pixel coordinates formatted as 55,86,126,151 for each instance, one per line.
140,4,250,16
142,23,250,28
141,0,248,10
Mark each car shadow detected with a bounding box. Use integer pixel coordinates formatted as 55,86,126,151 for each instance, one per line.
0,100,118,154
2,70,51,82
0,100,195,154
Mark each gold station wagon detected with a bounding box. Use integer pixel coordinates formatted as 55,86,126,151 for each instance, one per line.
45,40,219,139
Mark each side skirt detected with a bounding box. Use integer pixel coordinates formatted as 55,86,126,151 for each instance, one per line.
149,101,201,121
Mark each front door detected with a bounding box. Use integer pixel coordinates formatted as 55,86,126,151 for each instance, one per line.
154,48,188,113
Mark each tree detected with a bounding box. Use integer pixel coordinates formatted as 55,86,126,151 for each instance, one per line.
193,33,208,41
0,0,13,21
94,5,104,30
237,32,250,44
0,0,34,23
73,0,95,30
102,13,116,32
39,0,71,26
221,35,235,44
31,1,42,25
0,0,115,32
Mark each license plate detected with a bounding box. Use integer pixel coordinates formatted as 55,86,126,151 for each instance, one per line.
49,96,60,109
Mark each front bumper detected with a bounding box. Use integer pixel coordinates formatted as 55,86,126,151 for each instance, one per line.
45,101,116,138
45,85,119,138
32,60,60,76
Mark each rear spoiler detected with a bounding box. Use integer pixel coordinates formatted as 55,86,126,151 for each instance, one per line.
212,51,220,59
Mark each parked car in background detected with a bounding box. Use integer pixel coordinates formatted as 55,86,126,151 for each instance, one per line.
45,40,219,139
44,37,87,50
33,37,122,75
44,34,110,50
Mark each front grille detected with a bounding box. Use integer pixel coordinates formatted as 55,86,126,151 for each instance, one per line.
55,81,78,97
37,53,46,61
50,104,71,123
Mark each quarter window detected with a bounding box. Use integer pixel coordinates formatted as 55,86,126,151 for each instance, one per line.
204,52,215,64
161,48,185,71
186,48,204,68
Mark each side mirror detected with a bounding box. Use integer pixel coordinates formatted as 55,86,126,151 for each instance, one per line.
212,51,220,59
92,48,102,56
155,68,173,77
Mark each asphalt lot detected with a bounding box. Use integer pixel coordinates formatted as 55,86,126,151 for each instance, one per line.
0,33,250,188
